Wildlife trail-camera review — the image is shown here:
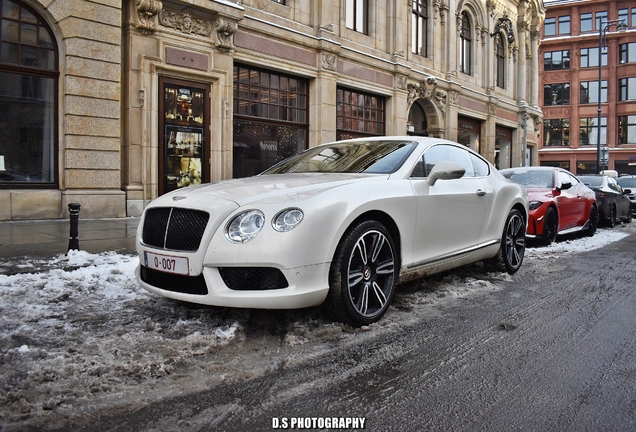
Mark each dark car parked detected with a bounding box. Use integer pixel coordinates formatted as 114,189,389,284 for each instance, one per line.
616,175,636,217
578,175,632,227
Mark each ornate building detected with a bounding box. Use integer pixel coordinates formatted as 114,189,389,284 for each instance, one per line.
0,0,545,220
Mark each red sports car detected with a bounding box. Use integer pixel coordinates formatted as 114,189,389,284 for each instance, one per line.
500,167,598,245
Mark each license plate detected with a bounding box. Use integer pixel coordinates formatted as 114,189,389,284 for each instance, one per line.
144,251,189,275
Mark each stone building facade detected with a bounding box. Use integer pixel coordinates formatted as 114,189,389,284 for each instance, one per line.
0,0,545,220
539,0,636,175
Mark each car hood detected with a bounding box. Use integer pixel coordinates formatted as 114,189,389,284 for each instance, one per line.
153,173,384,208
525,188,556,202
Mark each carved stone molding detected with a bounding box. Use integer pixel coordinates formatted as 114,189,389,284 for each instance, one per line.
449,90,459,105
489,103,497,116
322,53,337,71
397,75,407,90
159,8,212,36
407,77,447,117
439,3,449,25
136,0,163,34
214,17,238,52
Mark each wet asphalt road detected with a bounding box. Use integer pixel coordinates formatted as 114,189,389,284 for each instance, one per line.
56,230,636,432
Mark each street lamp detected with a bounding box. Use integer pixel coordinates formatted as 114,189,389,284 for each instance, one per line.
597,19,628,174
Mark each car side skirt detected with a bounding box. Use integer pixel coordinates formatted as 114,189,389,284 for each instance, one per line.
399,239,501,283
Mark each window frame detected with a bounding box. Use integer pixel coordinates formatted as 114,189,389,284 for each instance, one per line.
411,0,428,57
619,43,636,64
346,0,368,35
0,0,59,189
495,35,505,88
543,83,571,106
579,80,608,104
543,50,570,71
618,115,636,144
460,12,472,75
619,77,636,102
579,117,607,146
543,119,570,147
336,87,386,140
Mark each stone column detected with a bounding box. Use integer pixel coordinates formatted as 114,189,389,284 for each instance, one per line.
530,28,540,108
516,23,527,105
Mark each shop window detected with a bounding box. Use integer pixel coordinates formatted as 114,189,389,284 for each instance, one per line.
160,78,209,195
0,0,58,187
233,64,308,178
346,0,368,34
411,0,428,57
336,87,385,140
543,119,570,147
540,161,570,171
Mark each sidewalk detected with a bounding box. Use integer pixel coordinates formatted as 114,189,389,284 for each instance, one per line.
0,217,140,260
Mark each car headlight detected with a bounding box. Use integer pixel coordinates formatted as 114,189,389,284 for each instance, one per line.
529,201,542,210
272,208,304,232
225,210,265,243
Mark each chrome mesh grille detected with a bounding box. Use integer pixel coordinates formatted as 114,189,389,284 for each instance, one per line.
142,207,209,252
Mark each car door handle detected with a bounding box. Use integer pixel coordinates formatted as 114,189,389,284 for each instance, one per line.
476,189,486,197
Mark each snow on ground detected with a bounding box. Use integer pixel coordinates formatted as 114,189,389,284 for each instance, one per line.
0,225,633,425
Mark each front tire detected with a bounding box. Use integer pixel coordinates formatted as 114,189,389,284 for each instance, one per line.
324,220,398,326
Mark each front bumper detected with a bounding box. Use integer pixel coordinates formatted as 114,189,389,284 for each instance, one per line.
136,262,331,309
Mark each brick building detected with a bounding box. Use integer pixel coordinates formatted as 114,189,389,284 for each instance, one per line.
0,0,545,220
540,0,636,175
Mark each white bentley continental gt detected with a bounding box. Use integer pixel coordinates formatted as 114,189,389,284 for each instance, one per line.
136,137,528,325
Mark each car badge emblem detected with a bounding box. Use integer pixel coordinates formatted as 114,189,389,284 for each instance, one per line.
172,196,187,201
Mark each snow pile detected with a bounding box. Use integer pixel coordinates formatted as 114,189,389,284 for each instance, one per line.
524,228,631,260
0,226,633,427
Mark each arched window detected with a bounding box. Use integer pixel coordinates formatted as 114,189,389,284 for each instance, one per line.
0,0,58,187
496,35,505,88
460,12,472,75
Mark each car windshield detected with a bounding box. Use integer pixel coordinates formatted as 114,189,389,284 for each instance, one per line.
617,177,636,188
263,140,417,174
578,176,602,187
503,170,554,188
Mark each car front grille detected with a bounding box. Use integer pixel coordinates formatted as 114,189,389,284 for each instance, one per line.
142,207,209,251
140,266,208,295
219,267,289,290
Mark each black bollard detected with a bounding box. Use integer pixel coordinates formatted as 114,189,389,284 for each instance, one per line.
67,202,81,253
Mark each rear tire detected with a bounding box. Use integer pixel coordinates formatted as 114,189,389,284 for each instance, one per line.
542,207,558,246
608,206,616,228
324,220,398,326
586,205,598,237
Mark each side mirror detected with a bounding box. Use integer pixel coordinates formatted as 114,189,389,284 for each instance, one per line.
427,161,466,186
558,181,572,190
624,188,632,194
